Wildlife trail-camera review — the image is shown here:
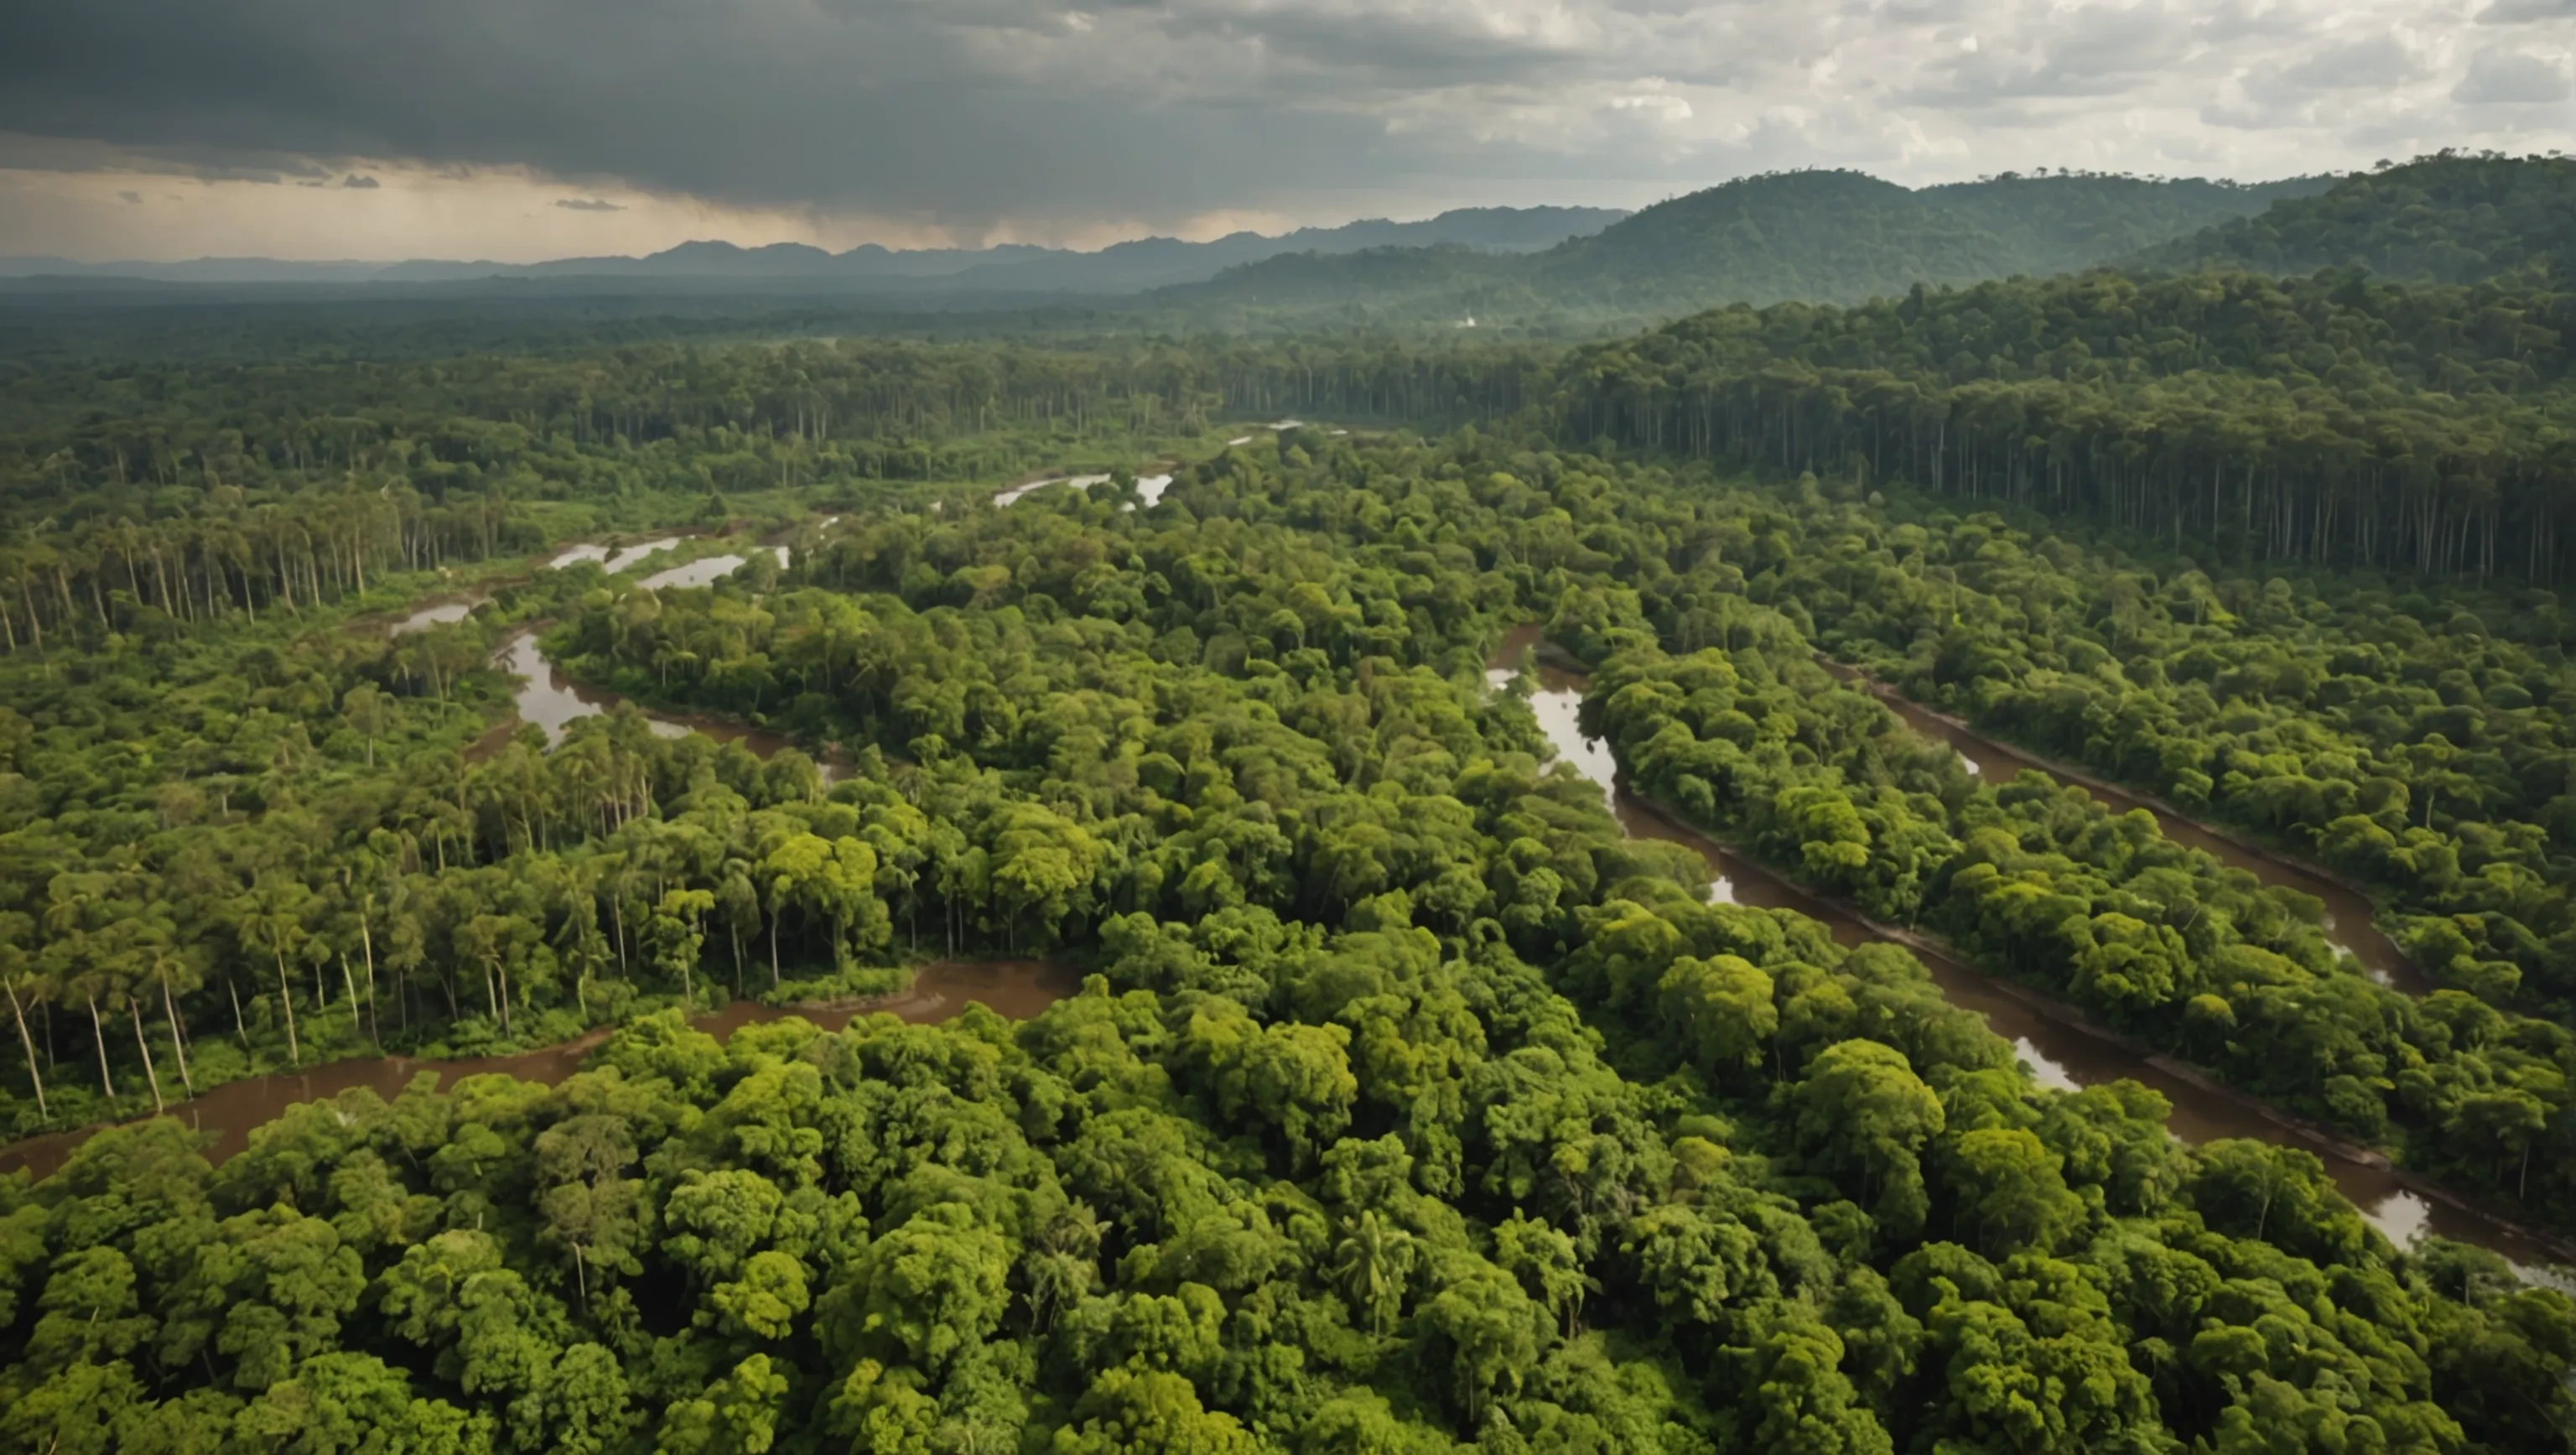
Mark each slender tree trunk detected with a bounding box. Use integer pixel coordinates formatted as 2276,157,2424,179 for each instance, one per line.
273,949,301,1065
127,1000,165,1114
229,975,248,1046
341,957,367,1047
4,978,45,1116
86,995,117,1102
160,974,194,1094
358,916,382,1048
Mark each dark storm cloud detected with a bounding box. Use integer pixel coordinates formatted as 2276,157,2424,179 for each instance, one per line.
0,0,2569,247
0,0,1557,226
554,197,626,211
340,174,380,188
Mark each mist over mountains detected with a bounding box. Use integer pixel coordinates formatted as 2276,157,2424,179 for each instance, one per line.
6,156,2565,345
0,206,1628,294
1162,170,2340,322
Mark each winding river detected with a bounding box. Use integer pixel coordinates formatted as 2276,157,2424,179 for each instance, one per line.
8,545,2557,1276
0,960,1080,1182
1487,627,2568,1271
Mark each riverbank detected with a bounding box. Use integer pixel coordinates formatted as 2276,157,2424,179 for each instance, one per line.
0,959,1079,1183
1489,627,2576,1271
1616,790,2576,1267
1820,655,2431,993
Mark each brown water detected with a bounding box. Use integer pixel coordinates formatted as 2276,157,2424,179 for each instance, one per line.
0,960,1078,1182
1487,629,2567,1270
1813,660,2425,993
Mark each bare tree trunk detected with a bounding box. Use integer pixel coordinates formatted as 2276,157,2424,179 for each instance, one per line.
341,957,368,1047
127,1000,165,1114
4,978,45,1116
87,995,118,1103
358,916,382,1048
160,974,194,1094
273,949,301,1065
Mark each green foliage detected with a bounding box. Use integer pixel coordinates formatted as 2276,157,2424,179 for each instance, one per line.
3,337,2576,1455
2136,150,2576,284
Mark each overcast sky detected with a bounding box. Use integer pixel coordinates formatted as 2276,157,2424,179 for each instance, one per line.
2,0,2568,262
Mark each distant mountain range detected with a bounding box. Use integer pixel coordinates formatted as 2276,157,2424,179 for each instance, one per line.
1162,170,2340,324
10,157,2554,334
0,206,1628,294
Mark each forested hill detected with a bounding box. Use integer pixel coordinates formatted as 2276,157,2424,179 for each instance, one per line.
1532,169,2324,309
1916,172,2330,277
1167,168,2327,325
2132,151,2576,284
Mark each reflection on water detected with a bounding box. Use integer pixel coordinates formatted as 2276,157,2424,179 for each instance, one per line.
0,960,1078,1182
391,600,479,634
548,538,686,573
1488,626,2568,1272
2013,1037,2083,1092
993,478,1061,507
495,629,805,760
496,630,642,748
640,553,748,590
604,538,683,572
995,474,1176,510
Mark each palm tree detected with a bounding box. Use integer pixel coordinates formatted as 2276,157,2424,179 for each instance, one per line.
1331,1211,1416,1335
137,926,197,1095
232,876,315,1065
0,928,48,1117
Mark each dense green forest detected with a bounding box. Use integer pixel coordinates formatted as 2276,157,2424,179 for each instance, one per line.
7,423,2576,1455
8,152,2576,1452
2132,153,2575,286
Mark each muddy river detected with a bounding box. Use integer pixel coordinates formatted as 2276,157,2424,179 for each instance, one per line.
0,960,1079,1182
1486,627,2566,1270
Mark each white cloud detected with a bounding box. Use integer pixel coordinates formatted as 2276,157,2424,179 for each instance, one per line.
2453,44,2573,102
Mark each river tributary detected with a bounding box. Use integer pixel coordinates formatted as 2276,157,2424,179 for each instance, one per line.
1486,626,2566,1270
